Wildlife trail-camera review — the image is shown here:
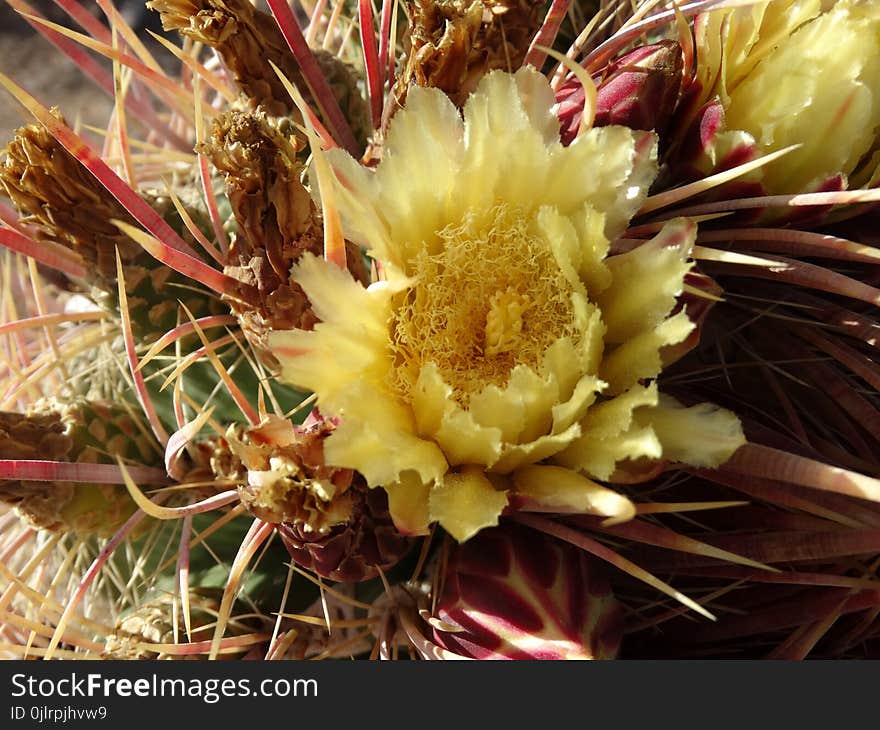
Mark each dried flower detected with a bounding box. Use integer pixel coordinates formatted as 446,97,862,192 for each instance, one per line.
201,109,368,370
225,414,356,530
216,413,413,581
397,0,545,107
147,0,307,116
147,0,370,146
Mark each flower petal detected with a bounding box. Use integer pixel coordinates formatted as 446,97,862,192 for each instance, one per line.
513,465,636,523
599,311,695,395
550,373,604,433
429,467,509,542
546,126,658,239
511,66,561,146
435,408,505,467
270,253,399,411
597,219,696,345
571,205,613,296
540,336,602,403
325,388,448,487
270,325,385,415
576,383,659,439
537,205,591,295
573,298,606,376
458,69,558,212
695,0,821,104
383,473,432,536
413,364,504,466
558,425,663,482
375,85,466,269
491,422,583,474
324,149,392,258
636,395,746,468
553,384,663,480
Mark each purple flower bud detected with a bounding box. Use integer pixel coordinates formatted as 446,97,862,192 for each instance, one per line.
557,40,683,145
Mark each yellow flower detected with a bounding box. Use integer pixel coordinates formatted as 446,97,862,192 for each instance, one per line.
696,0,880,193
269,68,745,542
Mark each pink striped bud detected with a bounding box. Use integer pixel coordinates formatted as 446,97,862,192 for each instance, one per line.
429,522,622,659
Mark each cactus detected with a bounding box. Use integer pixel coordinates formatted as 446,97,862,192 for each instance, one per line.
0,0,879,663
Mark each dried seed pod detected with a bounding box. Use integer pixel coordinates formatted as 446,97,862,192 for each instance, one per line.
185,425,247,483
147,0,368,143
396,0,545,107
148,0,307,117
0,114,222,339
171,424,248,504
0,399,158,535
201,109,368,371
0,111,142,280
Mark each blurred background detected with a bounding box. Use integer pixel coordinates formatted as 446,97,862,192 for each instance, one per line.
0,0,169,140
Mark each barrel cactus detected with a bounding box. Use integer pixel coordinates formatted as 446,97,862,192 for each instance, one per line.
0,0,879,663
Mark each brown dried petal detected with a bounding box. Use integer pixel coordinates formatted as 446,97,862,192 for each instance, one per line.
227,415,357,531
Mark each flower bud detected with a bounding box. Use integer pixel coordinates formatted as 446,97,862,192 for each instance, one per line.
689,0,880,193
429,522,622,659
557,41,683,145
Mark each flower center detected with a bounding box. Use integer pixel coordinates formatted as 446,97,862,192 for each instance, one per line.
484,288,532,357
389,203,577,403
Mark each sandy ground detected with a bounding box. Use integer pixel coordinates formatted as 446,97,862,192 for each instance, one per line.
0,2,169,143
0,34,116,143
